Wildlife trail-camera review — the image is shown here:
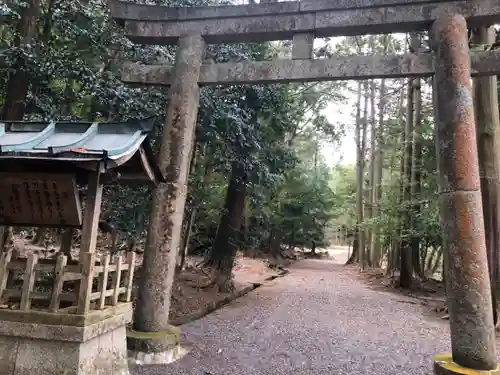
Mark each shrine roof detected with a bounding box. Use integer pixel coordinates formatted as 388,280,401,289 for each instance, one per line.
0,117,165,185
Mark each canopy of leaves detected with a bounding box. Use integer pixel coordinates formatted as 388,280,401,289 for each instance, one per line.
1,0,342,255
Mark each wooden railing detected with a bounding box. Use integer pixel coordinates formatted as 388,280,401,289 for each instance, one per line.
0,250,136,314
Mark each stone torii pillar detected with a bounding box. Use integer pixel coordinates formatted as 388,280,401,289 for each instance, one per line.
127,34,205,364
432,11,499,375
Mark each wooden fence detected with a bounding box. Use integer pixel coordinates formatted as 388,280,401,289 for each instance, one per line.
0,250,136,314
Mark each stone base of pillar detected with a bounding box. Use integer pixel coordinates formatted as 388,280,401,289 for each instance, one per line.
127,325,188,365
0,303,132,375
434,354,500,375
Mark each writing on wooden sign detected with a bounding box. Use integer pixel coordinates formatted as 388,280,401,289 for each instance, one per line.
0,173,82,227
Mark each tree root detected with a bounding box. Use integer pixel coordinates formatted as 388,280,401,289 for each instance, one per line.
198,278,216,289
195,259,206,268
214,275,235,293
184,265,235,292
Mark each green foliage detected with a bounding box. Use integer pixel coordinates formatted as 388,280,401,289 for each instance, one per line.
327,33,443,271
279,162,335,248
329,164,357,229
0,0,341,256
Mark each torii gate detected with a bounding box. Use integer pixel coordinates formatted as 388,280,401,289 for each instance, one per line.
111,1,500,374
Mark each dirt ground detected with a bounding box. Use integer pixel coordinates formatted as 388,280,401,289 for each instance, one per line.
353,266,448,321
133,257,455,375
169,254,286,323
322,246,448,322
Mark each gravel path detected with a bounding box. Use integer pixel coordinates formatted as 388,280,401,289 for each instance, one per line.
132,258,452,375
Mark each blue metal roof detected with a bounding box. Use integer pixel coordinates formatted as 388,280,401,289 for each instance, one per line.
0,117,164,184
0,117,154,158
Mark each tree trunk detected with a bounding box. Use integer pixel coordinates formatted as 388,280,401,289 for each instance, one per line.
359,81,369,269
243,197,250,241
370,78,386,267
176,139,199,271
399,75,414,289
33,227,47,245
178,206,196,272
347,81,364,265
0,227,12,253
60,228,74,260
1,0,41,120
431,247,443,278
472,27,500,326
348,233,359,264
269,228,282,258
206,162,248,292
366,79,377,266
387,85,407,275
426,245,440,277
410,33,424,279
0,0,42,246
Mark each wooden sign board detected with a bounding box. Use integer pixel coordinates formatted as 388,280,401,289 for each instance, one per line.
0,173,82,227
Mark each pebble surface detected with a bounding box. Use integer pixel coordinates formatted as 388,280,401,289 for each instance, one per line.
132,258,453,375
